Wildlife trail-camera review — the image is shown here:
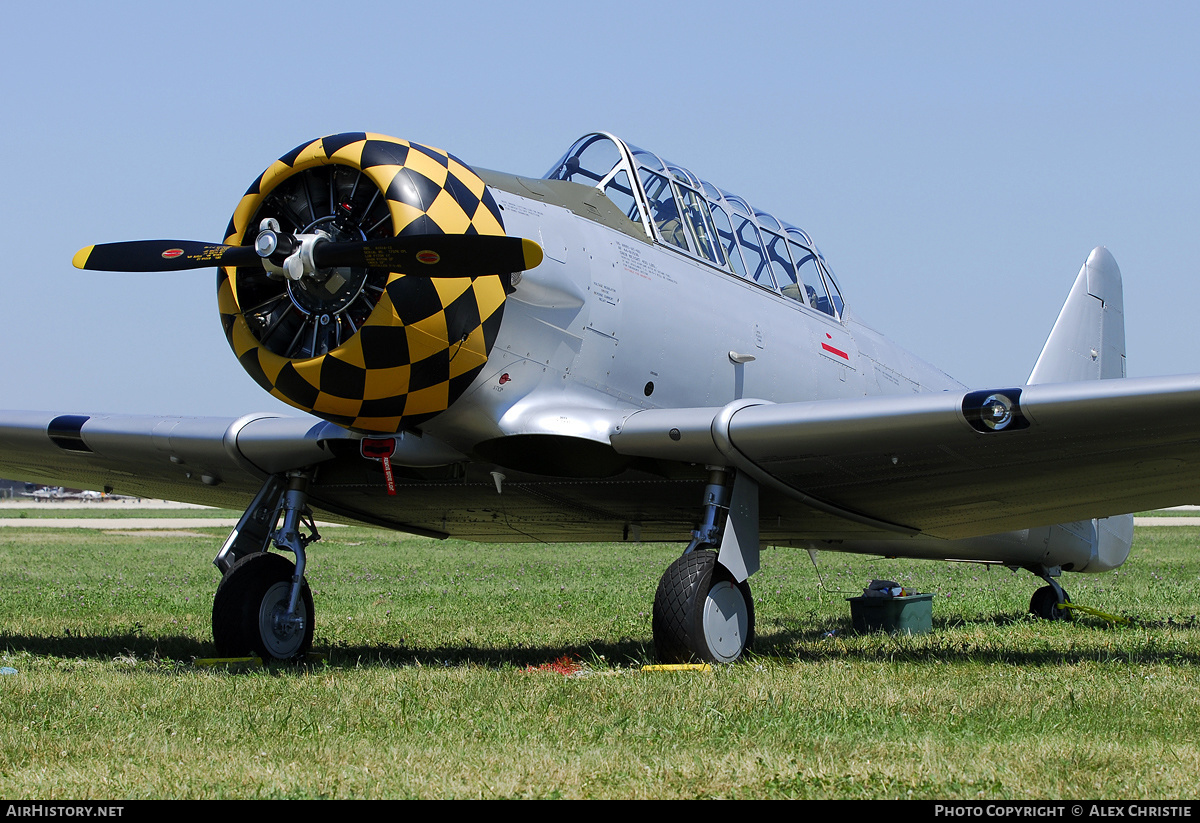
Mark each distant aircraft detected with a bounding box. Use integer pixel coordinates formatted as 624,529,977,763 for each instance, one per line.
17,486,105,502
1,131,1196,663
20,485,65,502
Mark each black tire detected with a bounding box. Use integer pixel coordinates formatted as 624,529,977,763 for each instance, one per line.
1029,585,1072,621
213,552,314,660
652,550,754,663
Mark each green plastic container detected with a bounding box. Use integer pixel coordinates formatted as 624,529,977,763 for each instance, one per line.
847,593,934,635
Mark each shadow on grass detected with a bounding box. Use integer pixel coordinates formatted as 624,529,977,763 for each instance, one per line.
3,613,1200,671
0,630,656,670
0,631,211,662
752,611,1200,666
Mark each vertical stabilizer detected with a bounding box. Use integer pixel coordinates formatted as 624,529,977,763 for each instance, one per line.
1027,246,1126,384
1028,247,1132,575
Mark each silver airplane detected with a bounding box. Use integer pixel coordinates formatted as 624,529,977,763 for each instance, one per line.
2,131,1196,663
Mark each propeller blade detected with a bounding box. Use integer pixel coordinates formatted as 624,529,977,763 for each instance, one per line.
312,234,543,276
73,234,543,277
72,240,260,272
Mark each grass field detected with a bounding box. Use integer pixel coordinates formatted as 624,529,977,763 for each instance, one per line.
0,516,1197,799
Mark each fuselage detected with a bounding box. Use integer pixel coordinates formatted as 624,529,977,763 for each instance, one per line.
419,133,1127,575
427,133,961,454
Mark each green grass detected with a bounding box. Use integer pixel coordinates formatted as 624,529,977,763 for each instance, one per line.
0,524,1197,798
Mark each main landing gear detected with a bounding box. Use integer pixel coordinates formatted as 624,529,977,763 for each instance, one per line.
652,468,760,663
653,550,754,663
212,472,320,660
213,552,314,659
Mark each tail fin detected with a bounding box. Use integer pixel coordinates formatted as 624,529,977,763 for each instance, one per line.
1027,246,1126,384
1031,247,1132,574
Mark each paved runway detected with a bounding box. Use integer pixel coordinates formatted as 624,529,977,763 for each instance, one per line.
0,518,239,529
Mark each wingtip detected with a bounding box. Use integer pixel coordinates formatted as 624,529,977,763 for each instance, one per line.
71,246,94,270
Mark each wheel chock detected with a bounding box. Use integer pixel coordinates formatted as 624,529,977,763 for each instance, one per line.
641,663,712,672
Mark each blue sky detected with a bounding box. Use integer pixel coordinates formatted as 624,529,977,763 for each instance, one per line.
2,1,1197,416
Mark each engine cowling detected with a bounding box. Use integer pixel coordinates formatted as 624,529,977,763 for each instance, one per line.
217,133,508,434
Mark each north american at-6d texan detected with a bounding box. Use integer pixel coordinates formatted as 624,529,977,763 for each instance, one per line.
3,131,1197,663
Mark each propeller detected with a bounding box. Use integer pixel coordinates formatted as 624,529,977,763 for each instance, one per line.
72,230,543,280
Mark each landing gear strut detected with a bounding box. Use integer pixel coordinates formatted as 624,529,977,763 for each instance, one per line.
652,467,759,663
212,471,320,660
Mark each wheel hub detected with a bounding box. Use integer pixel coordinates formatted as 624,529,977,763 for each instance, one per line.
260,581,306,658
701,580,748,663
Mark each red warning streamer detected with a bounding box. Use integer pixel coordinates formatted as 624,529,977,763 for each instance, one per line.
360,437,398,496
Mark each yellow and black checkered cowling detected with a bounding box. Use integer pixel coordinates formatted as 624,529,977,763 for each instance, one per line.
217,133,508,434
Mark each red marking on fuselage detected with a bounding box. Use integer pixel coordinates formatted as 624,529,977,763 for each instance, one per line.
821,341,849,360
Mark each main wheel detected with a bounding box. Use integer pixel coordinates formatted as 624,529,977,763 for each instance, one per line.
213,552,314,660
652,550,754,663
1029,585,1072,621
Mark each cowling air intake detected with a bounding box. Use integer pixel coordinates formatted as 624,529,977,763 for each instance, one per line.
219,133,512,434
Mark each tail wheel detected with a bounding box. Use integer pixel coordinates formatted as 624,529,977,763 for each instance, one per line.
1029,585,1072,621
653,550,754,663
213,552,314,661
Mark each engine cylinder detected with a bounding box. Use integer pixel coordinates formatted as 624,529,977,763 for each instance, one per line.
217,133,508,433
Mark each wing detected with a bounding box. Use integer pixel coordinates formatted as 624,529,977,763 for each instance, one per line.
5,373,1199,544
0,411,472,536
0,411,341,508
610,374,1200,539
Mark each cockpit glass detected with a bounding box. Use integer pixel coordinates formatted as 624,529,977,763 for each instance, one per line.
788,241,821,312
545,134,623,185
755,210,782,232
733,217,772,289
628,145,666,173
676,186,725,266
545,134,845,317
603,169,639,223
820,261,846,314
791,242,834,316
763,231,801,302
639,168,689,251
667,164,699,188
710,203,747,278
